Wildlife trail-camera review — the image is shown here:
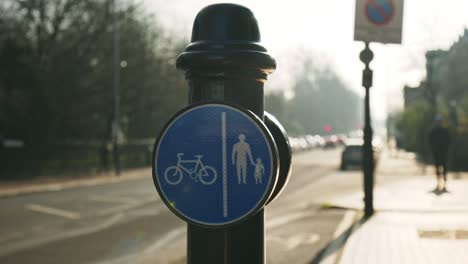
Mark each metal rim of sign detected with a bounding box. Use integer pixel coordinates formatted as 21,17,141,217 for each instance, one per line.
364,0,395,26
152,101,279,228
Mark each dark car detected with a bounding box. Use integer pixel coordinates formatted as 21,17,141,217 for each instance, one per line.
340,144,363,170
323,135,338,149
340,139,380,170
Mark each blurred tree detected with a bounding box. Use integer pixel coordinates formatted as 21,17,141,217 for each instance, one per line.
0,0,186,146
440,48,468,104
265,92,286,121
265,57,362,136
394,101,432,156
289,61,362,135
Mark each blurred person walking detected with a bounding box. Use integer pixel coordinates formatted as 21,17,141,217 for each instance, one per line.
429,116,451,191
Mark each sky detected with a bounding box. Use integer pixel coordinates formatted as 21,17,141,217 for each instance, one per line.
145,0,468,121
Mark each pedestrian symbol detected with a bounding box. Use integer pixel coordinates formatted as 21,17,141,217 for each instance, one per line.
153,103,278,227
232,133,254,184
254,158,265,184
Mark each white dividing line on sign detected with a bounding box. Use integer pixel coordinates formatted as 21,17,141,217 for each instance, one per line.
222,112,228,217
25,203,81,220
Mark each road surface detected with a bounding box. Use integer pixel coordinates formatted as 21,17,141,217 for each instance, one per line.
0,149,372,264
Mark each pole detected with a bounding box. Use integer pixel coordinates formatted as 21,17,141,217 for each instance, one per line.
363,84,374,216
360,42,374,216
112,0,121,176
176,4,276,263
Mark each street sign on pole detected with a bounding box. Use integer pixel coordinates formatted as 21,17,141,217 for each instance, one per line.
165,4,288,262
153,103,278,227
354,0,404,44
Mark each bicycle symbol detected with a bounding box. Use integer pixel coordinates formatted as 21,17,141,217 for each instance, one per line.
164,153,217,185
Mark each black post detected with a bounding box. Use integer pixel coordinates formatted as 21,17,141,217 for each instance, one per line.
176,4,276,263
359,42,374,216
363,84,374,216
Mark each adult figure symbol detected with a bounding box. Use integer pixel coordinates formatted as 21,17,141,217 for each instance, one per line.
232,134,254,184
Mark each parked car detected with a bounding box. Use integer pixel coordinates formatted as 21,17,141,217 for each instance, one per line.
323,135,338,149
336,134,348,146
340,139,380,170
289,136,309,152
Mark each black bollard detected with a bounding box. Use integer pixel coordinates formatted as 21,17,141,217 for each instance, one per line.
176,4,277,264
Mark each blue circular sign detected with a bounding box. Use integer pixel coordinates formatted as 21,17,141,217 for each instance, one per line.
365,0,394,25
153,103,278,227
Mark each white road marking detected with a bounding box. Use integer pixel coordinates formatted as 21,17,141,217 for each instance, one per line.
144,227,186,253
321,210,357,264
96,227,186,264
266,211,315,230
0,232,23,244
286,233,320,250
97,197,155,216
333,210,356,237
0,213,124,258
128,206,162,217
88,195,138,205
25,203,80,220
268,233,320,250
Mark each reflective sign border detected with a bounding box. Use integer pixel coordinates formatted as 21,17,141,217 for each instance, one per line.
152,101,279,228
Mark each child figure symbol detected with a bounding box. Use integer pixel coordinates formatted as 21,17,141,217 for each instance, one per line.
254,158,265,184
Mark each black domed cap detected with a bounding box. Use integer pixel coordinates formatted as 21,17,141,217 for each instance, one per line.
191,3,261,45
177,3,276,77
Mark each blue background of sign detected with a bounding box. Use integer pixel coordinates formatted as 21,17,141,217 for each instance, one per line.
155,104,275,226
366,0,394,25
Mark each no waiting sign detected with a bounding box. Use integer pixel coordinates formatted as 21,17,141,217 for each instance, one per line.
354,0,404,44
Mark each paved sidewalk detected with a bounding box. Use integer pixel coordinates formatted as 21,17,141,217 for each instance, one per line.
328,151,468,264
340,212,468,264
328,177,468,212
